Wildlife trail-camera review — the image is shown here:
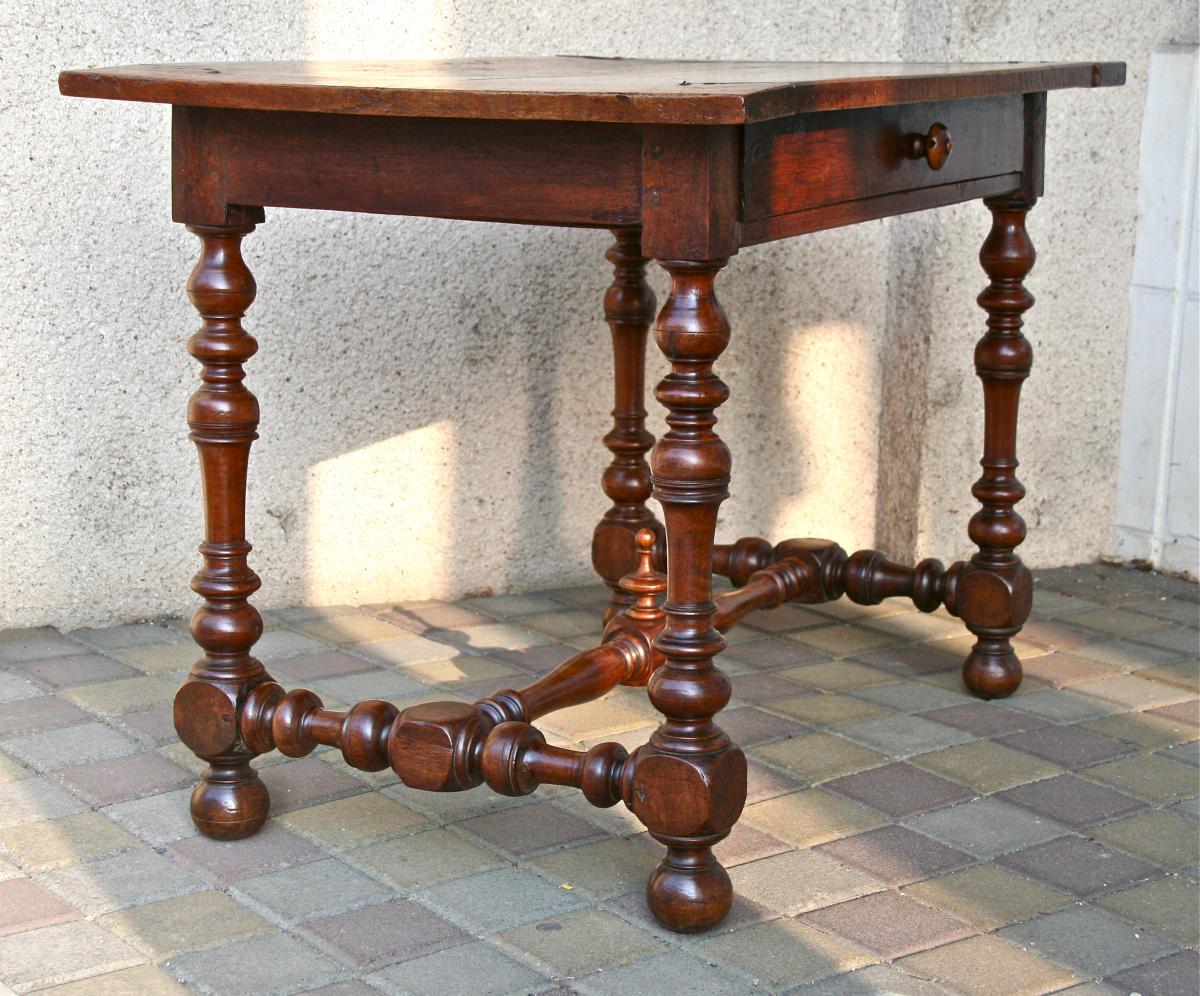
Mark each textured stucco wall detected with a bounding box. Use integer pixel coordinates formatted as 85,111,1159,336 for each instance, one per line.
2,1,1196,629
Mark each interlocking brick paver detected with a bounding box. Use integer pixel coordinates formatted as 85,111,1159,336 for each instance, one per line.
0,921,143,992
1105,949,1200,996
0,752,29,783
116,642,197,674
790,623,902,656
898,934,1079,996
1149,697,1200,726
301,898,470,970
2,721,137,772
0,632,89,665
263,650,376,683
721,636,828,671
251,630,332,659
378,602,495,634
528,835,660,899
996,773,1147,828
114,708,179,747
748,729,883,782
308,668,429,707
850,679,972,713
576,949,755,996
166,930,343,994
70,623,180,652
0,811,138,871
728,669,817,704
100,889,270,959
903,863,1070,929
236,856,394,924
344,828,503,891
997,835,1159,897
768,692,892,725
62,675,177,716
919,701,1048,736
278,792,427,852
52,751,192,807
999,905,1177,977
1090,810,1198,869
698,917,874,990
1074,675,1193,712
802,889,975,958
167,823,326,888
792,963,956,994
497,908,664,977
904,797,1067,858
716,705,806,746
746,759,808,804
836,714,974,758
0,778,87,829
912,739,1063,793
102,788,198,846
855,642,964,677
403,654,520,687
415,865,586,933
259,756,365,813
37,847,204,916
1095,875,1200,947
1020,652,1122,688
293,613,412,646
777,660,895,692
40,964,188,995
14,654,139,690
1080,753,1200,803
457,799,600,857
1007,689,1123,723
817,825,974,887
1081,709,1198,749
712,821,793,867
825,762,974,818
1139,659,1200,691
743,788,885,847
999,725,1134,769
0,876,79,935
367,940,548,995
730,847,880,914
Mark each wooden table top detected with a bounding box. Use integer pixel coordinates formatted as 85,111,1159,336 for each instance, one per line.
58,57,1125,125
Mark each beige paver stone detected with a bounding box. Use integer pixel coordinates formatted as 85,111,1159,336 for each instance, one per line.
496,908,664,977
293,614,411,645
343,828,503,891
0,920,144,992
1067,607,1171,637
750,731,886,783
912,740,1062,793
38,964,188,995
0,753,31,784
1138,660,1200,692
527,837,659,900
62,677,176,715
789,625,901,656
898,934,1079,996
1094,875,1199,947
539,699,654,741
1072,674,1194,711
100,890,270,960
115,643,197,674
278,792,427,852
1081,710,1199,748
777,661,895,693
743,789,885,848
1081,754,1199,803
768,694,892,726
730,849,881,915
0,811,140,871
903,865,1071,930
1091,810,1198,868
698,917,874,989
400,655,519,686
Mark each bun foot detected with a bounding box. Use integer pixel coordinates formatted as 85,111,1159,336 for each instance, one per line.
646,845,732,933
962,640,1022,699
190,761,269,840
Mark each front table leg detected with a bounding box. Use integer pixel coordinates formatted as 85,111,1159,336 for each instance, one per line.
172,222,273,839
634,259,745,932
958,195,1037,698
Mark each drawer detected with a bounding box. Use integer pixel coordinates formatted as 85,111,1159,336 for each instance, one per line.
741,95,1026,238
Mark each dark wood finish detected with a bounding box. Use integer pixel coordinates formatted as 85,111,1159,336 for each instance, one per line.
638,259,744,933
957,194,1037,699
60,58,1123,125
592,230,662,619
171,223,271,839
61,56,1122,937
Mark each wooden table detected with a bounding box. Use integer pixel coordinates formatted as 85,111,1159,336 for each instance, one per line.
60,58,1124,933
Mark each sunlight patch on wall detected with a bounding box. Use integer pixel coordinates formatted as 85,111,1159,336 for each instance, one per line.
305,422,457,605
769,320,881,550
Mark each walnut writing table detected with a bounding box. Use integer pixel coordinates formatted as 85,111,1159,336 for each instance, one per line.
60,58,1124,933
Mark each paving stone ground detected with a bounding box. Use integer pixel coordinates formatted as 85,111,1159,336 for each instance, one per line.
0,561,1196,995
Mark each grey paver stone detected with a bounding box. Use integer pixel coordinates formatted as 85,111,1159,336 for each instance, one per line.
414,865,586,933
904,797,1068,858
102,788,197,847
835,714,974,757
166,930,343,995
2,722,137,772
1000,904,1178,977
234,857,393,924
37,848,205,916
0,778,88,829
367,940,547,996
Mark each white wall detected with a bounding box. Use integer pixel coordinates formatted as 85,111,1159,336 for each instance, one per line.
1113,46,1200,577
2,1,1196,629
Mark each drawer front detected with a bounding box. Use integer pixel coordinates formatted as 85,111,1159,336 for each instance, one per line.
742,95,1025,222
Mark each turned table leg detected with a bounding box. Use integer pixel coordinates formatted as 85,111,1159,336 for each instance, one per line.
633,258,745,932
592,228,662,622
957,195,1036,698
172,223,273,838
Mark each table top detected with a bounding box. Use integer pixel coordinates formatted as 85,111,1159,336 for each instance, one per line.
59,57,1125,125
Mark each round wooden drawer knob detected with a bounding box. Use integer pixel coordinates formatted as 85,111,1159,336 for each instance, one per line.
907,122,953,170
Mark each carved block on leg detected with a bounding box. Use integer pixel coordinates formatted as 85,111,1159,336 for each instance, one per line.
955,561,1032,699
